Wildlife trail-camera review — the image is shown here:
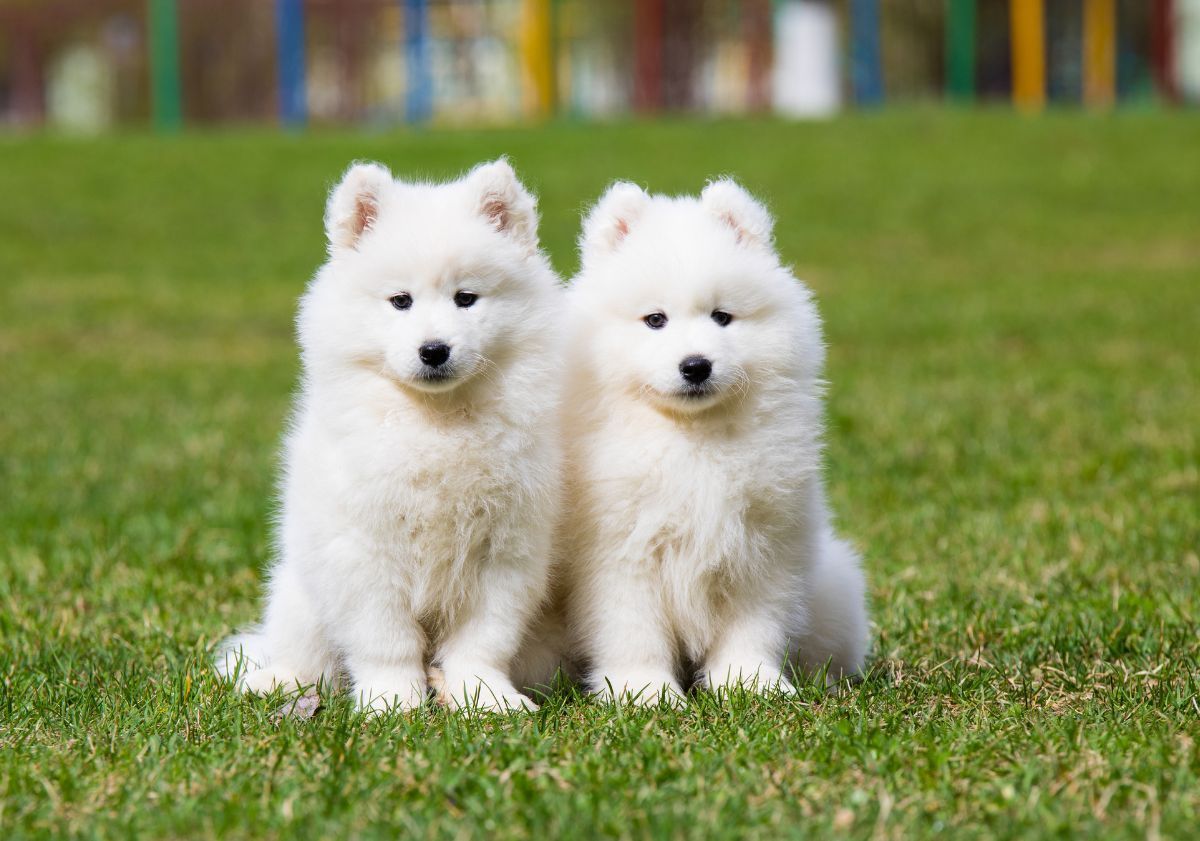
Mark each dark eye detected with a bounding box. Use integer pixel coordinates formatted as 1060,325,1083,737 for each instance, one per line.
390,293,413,311
711,309,733,327
643,312,668,330
454,291,479,308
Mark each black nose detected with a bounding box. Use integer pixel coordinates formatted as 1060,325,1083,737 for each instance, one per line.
418,342,451,368
679,355,712,385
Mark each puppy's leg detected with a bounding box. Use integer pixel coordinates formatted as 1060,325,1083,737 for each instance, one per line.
323,566,426,713
701,589,794,696
789,531,870,685
580,565,684,707
435,561,543,713
341,613,427,714
216,559,338,695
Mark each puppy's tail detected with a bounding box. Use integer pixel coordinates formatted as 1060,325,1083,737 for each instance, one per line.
212,630,271,683
792,530,871,683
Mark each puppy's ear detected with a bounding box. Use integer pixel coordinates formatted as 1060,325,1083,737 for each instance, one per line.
701,178,774,250
466,158,539,254
580,181,650,262
325,162,392,253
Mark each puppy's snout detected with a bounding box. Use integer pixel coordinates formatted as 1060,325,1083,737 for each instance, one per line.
679,355,713,385
418,341,451,368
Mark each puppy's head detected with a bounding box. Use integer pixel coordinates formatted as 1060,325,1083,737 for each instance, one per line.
571,179,824,415
301,159,549,395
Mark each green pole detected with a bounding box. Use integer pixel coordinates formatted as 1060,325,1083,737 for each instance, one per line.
946,0,975,101
149,0,183,130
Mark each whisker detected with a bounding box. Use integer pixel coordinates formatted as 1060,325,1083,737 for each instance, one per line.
727,365,754,407
469,351,505,389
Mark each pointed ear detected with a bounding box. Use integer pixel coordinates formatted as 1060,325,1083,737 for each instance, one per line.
325,162,393,253
701,178,774,249
580,181,650,263
466,158,539,254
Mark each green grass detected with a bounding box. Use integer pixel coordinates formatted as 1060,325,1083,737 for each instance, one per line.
1,112,1198,840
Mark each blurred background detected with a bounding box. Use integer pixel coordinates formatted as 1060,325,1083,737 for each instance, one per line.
2,6,1198,836
1,0,1197,133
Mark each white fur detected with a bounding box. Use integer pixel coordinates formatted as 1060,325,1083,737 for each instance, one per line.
216,159,563,713
539,178,870,704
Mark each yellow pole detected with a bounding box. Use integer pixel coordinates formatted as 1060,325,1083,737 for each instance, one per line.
1083,0,1116,108
1011,0,1046,112
520,0,554,118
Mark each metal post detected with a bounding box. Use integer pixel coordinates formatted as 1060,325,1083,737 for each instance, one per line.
520,0,555,117
850,0,884,106
403,0,431,122
1011,0,1046,112
276,0,308,127
1152,0,1179,102
148,0,183,130
946,0,975,101
634,0,664,112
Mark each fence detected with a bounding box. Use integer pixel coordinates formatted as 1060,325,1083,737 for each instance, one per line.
0,0,1195,131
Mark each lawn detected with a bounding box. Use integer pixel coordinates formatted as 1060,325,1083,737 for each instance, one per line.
1,111,1197,840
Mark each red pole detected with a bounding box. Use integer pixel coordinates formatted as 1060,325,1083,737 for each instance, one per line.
333,0,361,121
661,0,701,110
634,0,663,112
744,0,772,112
10,14,46,125
1151,0,1179,103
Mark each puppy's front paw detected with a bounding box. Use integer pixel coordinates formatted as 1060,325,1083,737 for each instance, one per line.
352,668,428,715
432,666,538,714
593,670,686,708
701,662,795,697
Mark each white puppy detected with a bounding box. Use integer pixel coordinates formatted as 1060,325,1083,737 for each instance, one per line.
555,179,869,703
216,159,562,713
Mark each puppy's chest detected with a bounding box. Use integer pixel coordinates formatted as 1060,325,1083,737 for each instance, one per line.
600,437,797,573
339,417,524,535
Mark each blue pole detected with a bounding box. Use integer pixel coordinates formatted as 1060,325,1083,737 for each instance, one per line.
850,0,884,105
276,0,307,127
404,0,432,122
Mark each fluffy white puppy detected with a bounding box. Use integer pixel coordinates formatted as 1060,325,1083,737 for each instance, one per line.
556,179,869,703
216,159,562,713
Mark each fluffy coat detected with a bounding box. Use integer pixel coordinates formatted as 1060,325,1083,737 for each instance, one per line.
534,179,869,702
216,159,563,712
